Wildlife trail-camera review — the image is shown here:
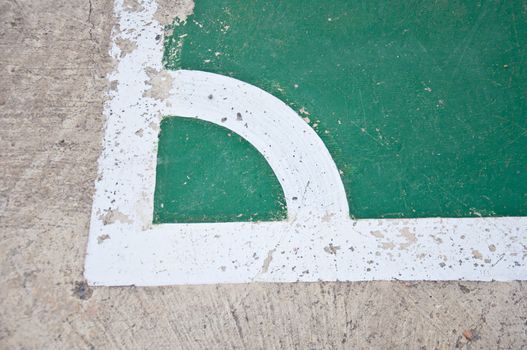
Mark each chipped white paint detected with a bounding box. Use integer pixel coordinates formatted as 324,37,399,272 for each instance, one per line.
85,0,527,286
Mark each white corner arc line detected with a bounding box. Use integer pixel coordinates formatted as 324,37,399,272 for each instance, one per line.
163,70,349,221
84,0,527,286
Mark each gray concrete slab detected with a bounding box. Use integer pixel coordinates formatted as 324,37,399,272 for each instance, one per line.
1,1,526,349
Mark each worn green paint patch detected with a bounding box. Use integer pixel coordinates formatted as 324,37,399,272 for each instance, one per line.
164,0,527,219
153,117,287,223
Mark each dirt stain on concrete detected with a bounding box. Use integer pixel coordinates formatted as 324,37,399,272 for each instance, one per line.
72,281,93,301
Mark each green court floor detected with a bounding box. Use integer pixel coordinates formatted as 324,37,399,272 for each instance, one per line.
155,0,527,222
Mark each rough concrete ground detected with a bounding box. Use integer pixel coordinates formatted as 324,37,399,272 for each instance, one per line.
0,0,526,349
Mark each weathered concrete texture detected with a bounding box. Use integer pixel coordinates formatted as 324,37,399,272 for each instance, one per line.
0,1,526,349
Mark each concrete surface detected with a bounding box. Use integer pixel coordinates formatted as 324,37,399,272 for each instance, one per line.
1,0,526,349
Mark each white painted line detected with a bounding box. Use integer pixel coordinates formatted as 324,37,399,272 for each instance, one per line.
165,69,349,221
85,0,527,286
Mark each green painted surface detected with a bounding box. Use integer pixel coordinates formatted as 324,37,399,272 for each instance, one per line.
163,0,527,219
153,117,287,223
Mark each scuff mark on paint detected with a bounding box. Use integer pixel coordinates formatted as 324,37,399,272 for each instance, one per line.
109,80,118,92
370,230,384,238
381,242,396,250
261,249,275,273
472,250,483,260
324,243,341,255
321,212,335,222
430,235,443,244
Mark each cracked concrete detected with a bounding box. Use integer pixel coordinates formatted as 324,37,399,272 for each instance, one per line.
1,0,526,349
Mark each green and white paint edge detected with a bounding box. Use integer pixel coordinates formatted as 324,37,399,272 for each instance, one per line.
85,0,527,286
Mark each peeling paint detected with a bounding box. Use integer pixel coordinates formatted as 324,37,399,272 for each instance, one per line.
370,230,384,239
144,67,174,101
381,242,396,250
399,227,417,250
97,234,110,244
115,37,137,58
99,209,132,225
123,0,143,12
154,0,194,25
